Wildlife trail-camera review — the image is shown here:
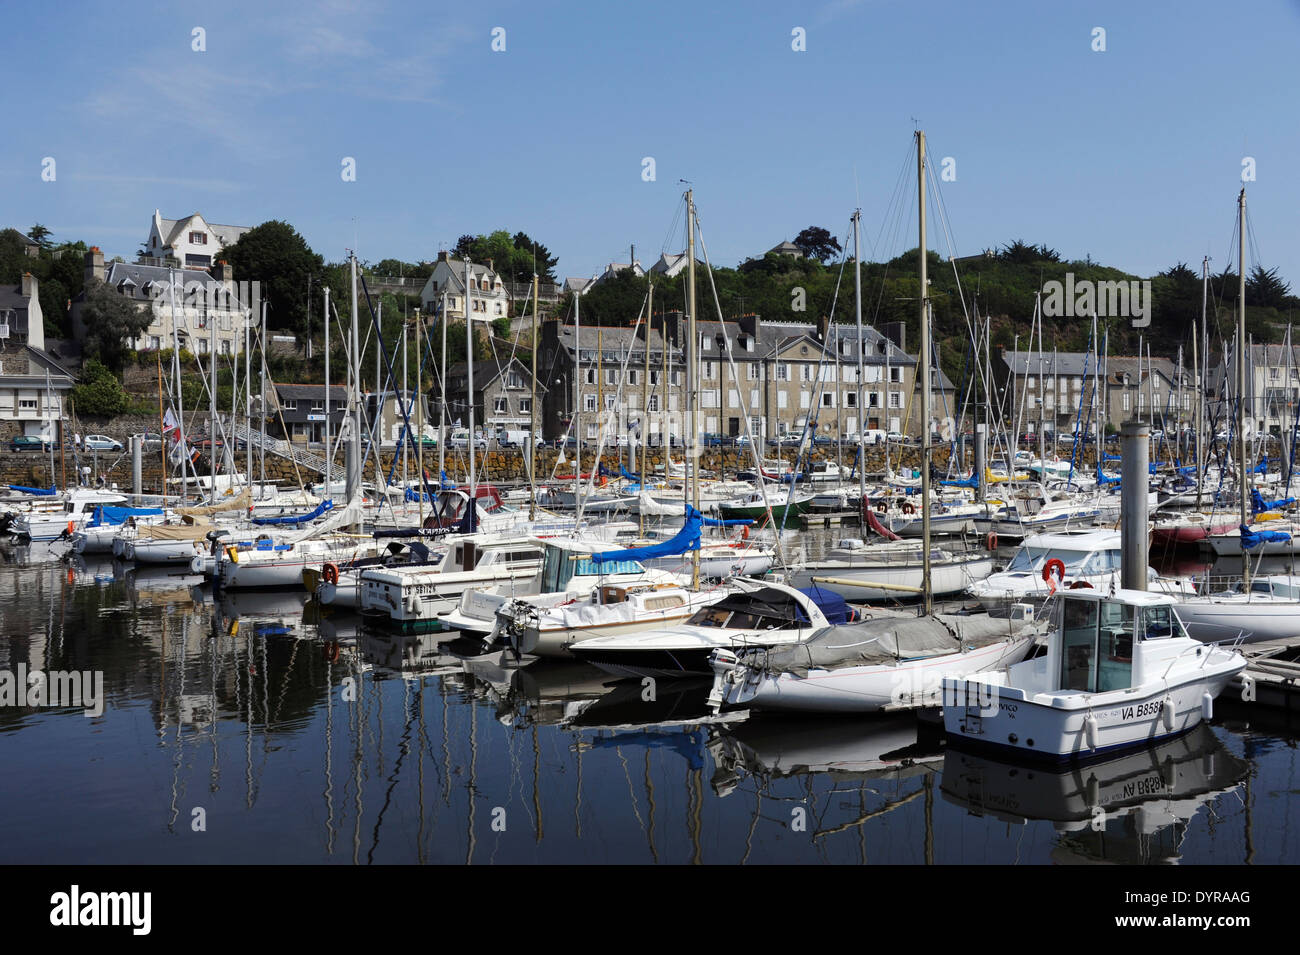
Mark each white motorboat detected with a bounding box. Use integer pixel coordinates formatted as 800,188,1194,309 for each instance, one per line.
942,588,1246,760
11,489,129,541
497,581,731,657
360,534,548,631
706,603,1043,714
967,529,1196,607
567,579,856,679
437,536,685,637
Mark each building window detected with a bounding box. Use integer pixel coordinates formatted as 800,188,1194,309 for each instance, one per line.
702,362,715,380
583,394,596,411
865,366,881,383
868,392,881,408
649,370,660,386
283,400,297,412
821,393,834,408
777,364,790,382
889,366,902,383
585,368,596,385
648,395,660,412
586,424,597,438
604,395,616,410
493,397,508,414
605,369,618,385
1122,392,1130,411
220,340,231,355
190,232,207,245
747,364,758,381
778,392,788,410
888,391,902,409
845,392,857,408
506,371,523,389
150,336,162,350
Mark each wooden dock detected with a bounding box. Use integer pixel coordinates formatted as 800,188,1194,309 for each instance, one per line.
1232,639,1300,713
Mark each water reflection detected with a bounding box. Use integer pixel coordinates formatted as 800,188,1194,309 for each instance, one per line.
940,726,1248,863
0,539,1291,865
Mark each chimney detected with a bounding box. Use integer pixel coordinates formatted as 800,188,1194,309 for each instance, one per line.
437,250,451,264
85,246,105,285
21,272,36,299
210,259,233,284
883,321,906,353
21,273,43,351
816,313,830,341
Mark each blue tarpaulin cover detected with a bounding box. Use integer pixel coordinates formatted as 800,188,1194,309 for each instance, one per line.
89,506,164,527
1096,469,1121,485
9,485,55,496
940,472,978,488
1241,524,1292,549
250,499,334,525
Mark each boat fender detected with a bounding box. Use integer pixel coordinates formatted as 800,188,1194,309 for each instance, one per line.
1084,714,1099,750
1042,559,1066,585
1201,692,1214,722
226,545,239,564
322,562,340,585
1162,695,1175,732
1086,775,1100,808
901,502,916,515
875,502,888,514
66,520,75,536
986,532,998,551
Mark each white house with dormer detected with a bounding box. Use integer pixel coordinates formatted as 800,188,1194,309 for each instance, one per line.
419,251,511,321
142,210,252,271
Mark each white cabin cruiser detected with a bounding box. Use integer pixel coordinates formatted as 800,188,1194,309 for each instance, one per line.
968,529,1195,607
12,488,128,541
1174,575,1300,644
942,588,1246,760
437,536,683,637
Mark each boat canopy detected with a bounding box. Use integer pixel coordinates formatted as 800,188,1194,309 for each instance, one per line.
1241,524,1291,550
88,506,164,527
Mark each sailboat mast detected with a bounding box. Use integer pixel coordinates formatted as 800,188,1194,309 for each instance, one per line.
348,252,362,520
853,209,866,508
640,282,653,536
686,189,700,590
529,273,539,521
1237,188,1250,587
465,258,477,497
917,130,932,614
439,291,447,482
1195,256,1207,509
324,285,331,495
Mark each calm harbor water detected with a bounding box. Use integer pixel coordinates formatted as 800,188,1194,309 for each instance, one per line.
1,533,1298,865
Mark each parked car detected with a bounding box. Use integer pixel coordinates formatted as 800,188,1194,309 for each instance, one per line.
885,431,904,443
132,432,163,451
449,429,488,449
9,435,49,452
857,429,887,446
496,429,540,448
701,433,734,448
84,434,124,452
766,434,799,447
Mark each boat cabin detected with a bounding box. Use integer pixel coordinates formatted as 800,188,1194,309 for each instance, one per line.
1004,530,1122,579
684,585,851,631
1042,589,1191,695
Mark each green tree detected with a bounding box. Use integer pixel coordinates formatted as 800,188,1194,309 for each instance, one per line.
71,358,130,416
26,224,51,250
1248,265,1291,309
79,279,152,372
217,220,324,335
792,226,842,263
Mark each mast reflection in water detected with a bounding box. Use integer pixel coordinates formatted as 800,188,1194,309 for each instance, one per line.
0,549,1292,864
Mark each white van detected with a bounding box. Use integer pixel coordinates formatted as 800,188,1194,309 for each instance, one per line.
496,429,540,448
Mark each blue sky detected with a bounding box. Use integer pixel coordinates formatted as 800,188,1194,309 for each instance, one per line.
4,0,1300,291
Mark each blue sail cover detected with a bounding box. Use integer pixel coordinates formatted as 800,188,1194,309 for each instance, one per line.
620,465,641,481
250,499,334,525
1103,453,1121,462
1096,468,1121,485
797,585,853,624
940,472,978,488
1252,488,1296,514
9,485,55,495
1254,459,1270,474
592,505,705,563
1241,524,1291,550
89,506,164,527
441,470,455,490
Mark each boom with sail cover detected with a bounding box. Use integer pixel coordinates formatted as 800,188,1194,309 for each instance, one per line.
591,505,748,564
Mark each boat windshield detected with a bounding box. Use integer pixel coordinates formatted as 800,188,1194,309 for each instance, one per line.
1005,546,1091,573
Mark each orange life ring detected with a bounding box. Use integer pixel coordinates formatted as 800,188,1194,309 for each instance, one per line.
1068,580,1094,589
986,532,998,551
902,502,916,515
1042,558,1066,584
741,525,750,540
322,562,339,585
875,502,888,513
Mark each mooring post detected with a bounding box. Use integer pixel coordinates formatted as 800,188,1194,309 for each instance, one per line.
1120,419,1149,591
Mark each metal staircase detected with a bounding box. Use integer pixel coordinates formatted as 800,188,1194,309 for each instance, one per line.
230,422,330,474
